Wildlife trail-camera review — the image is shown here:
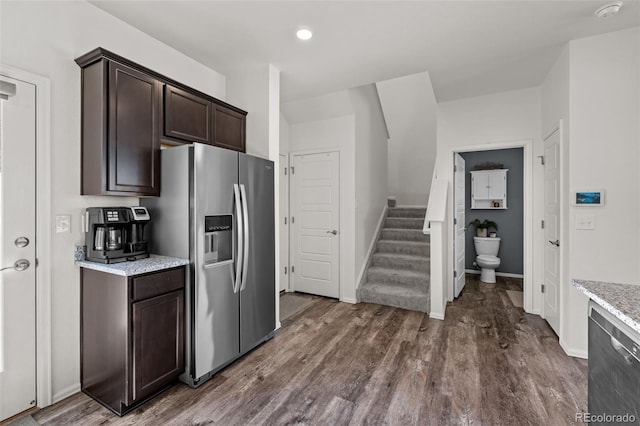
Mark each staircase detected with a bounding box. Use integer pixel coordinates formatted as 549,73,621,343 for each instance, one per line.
358,207,430,313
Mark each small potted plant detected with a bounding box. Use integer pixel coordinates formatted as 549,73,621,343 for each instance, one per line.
468,219,498,237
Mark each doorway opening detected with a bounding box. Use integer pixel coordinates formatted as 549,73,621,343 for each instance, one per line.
450,140,534,313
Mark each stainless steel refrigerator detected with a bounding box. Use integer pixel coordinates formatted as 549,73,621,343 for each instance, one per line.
142,143,275,387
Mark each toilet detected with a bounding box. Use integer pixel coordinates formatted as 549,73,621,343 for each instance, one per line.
473,237,501,283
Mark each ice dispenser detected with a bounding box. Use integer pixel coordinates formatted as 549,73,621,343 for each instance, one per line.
204,215,233,265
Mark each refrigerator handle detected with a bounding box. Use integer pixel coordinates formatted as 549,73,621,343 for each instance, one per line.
240,184,250,291
233,184,244,294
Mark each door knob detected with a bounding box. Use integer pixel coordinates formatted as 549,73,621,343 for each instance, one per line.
15,236,30,248
326,230,338,235
548,240,560,247
0,259,30,272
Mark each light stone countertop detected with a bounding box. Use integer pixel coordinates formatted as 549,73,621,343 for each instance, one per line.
572,279,640,334
77,254,189,277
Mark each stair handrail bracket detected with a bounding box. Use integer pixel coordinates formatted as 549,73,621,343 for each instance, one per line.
425,177,448,320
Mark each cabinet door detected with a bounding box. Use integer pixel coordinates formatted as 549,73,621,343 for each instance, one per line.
472,173,490,199
488,172,506,199
164,85,212,144
213,104,246,152
131,290,184,402
108,62,161,195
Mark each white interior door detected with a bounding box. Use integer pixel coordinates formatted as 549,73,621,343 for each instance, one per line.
291,152,340,298
543,130,561,334
454,153,466,297
279,154,289,292
0,76,37,420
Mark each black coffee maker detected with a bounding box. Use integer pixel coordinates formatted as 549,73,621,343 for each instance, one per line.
85,207,150,263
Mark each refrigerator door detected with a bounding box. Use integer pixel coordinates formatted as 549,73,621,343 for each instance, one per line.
192,144,241,380
239,154,276,353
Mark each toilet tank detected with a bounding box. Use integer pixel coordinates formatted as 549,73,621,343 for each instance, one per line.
473,237,501,256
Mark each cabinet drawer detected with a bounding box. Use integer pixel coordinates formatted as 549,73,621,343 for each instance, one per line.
132,267,185,301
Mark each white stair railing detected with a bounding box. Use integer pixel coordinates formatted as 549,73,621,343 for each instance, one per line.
424,174,448,320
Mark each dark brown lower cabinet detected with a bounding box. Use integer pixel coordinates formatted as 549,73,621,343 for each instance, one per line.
81,266,185,416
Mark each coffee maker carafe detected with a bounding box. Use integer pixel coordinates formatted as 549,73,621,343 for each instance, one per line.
85,207,150,263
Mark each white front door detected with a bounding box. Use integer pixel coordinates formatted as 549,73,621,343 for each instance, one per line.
291,152,340,298
0,76,37,421
543,129,561,334
279,154,289,292
454,153,466,297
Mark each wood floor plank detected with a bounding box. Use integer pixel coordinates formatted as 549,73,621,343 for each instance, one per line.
33,276,587,425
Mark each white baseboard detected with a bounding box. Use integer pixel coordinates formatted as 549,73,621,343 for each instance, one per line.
356,205,388,293
560,340,588,359
429,312,445,320
52,382,80,404
465,269,524,279
340,297,358,304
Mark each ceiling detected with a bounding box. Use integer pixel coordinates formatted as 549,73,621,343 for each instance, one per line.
90,1,640,103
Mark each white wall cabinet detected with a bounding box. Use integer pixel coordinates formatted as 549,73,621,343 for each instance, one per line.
470,169,508,209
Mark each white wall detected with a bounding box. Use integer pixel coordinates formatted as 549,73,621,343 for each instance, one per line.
280,113,290,153
436,87,542,311
0,1,227,402
349,85,389,280
288,114,357,302
226,65,272,159
562,27,640,356
377,72,437,206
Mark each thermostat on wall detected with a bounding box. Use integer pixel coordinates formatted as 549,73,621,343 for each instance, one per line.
572,189,604,206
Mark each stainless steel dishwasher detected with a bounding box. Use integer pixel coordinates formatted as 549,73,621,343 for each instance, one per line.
588,301,640,425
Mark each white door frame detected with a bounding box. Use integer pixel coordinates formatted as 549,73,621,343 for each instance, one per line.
279,153,290,292
0,64,52,408
453,153,466,297
448,139,535,313
288,146,343,300
542,121,564,337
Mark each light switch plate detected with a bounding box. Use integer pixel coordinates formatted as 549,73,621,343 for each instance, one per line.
576,214,596,230
55,214,71,233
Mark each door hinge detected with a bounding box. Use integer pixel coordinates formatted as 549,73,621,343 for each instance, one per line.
537,155,545,165
284,167,287,176
541,220,545,229
291,265,295,273
454,270,457,278
291,166,295,174
541,284,545,293
454,218,457,225
284,217,287,225
291,216,295,224
284,266,287,275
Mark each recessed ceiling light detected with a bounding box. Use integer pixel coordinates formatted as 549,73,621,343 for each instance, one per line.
595,1,623,19
296,28,313,41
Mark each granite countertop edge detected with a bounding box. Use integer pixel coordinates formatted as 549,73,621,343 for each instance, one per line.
76,254,190,277
572,279,640,334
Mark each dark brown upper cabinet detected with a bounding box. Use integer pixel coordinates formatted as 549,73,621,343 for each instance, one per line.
164,85,212,144
213,103,246,152
77,48,248,196
79,58,161,196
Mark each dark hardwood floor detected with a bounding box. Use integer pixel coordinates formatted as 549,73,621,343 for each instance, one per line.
33,276,587,425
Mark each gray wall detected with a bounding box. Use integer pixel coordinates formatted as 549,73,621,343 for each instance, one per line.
461,148,523,275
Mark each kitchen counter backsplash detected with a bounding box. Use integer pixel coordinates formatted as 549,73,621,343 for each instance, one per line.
77,254,189,277
572,279,640,334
